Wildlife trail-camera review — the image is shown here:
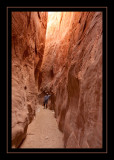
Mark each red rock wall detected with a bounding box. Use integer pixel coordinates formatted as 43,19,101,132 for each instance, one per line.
39,12,102,148
12,12,47,148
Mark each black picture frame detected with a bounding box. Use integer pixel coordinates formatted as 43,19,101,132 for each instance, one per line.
0,0,113,159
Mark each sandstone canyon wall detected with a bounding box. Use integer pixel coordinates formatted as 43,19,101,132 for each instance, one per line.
12,12,47,148
39,12,102,148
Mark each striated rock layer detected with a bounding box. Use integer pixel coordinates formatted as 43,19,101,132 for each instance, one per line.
12,12,47,148
39,12,102,148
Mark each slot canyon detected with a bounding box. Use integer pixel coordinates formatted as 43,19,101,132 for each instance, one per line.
12,11,102,149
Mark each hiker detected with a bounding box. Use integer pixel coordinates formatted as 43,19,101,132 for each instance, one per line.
43,93,51,109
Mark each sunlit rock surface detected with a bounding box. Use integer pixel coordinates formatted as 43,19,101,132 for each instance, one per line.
39,12,102,148
12,12,47,148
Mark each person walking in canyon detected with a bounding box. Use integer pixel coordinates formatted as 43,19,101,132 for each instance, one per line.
43,93,51,109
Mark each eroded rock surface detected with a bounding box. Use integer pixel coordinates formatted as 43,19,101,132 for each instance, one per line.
12,12,47,148
39,12,102,148
11,11,102,149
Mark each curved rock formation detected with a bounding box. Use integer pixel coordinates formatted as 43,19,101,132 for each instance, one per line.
39,12,102,148
12,12,48,148
11,11,102,149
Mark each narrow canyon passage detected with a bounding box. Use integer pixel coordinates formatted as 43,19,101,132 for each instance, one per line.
20,105,64,148
12,12,102,149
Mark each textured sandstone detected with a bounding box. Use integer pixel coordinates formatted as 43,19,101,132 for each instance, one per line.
11,11,102,149
12,12,47,148
39,12,102,148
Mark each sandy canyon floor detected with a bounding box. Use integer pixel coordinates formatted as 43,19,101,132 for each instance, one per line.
20,105,64,148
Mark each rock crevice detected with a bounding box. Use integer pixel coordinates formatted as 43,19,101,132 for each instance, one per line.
12,11,102,149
